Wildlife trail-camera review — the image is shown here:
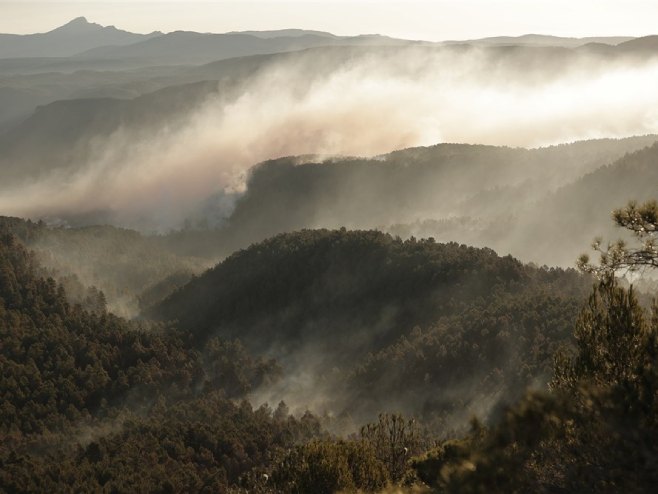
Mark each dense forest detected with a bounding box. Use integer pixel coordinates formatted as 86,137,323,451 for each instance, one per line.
0,230,319,492
150,228,590,427
3,14,658,493
157,137,658,268
0,216,208,317
3,201,658,491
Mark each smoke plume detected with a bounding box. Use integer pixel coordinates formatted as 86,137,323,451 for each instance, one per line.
2,46,658,229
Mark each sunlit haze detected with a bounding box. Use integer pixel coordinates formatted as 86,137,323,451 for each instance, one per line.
3,1,658,40
3,0,658,490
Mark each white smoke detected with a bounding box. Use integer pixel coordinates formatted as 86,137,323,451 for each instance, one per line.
2,46,658,228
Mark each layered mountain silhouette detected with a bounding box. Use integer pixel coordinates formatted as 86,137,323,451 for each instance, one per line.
0,17,417,64
0,17,161,58
1,18,658,269
191,137,658,266
1,18,656,129
446,34,634,48
73,30,414,65
2,17,653,65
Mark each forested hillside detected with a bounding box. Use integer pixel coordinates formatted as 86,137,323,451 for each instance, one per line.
4,197,658,492
0,231,329,491
0,222,598,491
515,142,658,264
152,229,590,426
158,136,658,266
411,210,658,492
0,217,208,316
3,11,658,493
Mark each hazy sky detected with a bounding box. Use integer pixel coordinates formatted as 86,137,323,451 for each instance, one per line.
2,1,658,40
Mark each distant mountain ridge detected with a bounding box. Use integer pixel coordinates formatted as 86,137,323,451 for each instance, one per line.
73,30,416,65
229,28,337,39
0,17,420,62
616,35,658,51
446,33,635,48
3,17,648,64
0,17,161,58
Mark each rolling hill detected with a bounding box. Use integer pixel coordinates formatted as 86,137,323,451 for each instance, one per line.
150,229,590,422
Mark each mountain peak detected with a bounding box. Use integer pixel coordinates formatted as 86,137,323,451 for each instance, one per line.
52,17,103,34
68,16,89,25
